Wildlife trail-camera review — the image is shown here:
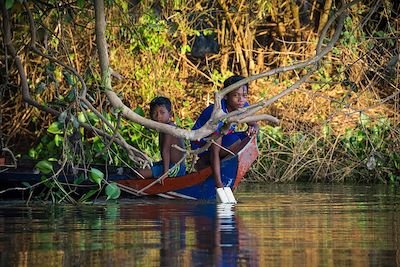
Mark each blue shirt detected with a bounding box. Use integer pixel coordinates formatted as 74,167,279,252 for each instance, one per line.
191,99,249,149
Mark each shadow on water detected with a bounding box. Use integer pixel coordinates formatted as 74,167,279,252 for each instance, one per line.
0,183,399,266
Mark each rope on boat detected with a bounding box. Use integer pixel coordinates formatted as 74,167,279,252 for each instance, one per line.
136,154,187,195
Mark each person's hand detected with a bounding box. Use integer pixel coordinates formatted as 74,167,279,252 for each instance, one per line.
247,125,259,136
215,180,224,188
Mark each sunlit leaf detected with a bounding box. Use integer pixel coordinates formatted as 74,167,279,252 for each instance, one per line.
134,106,145,117
47,122,64,134
105,183,121,200
130,133,141,142
78,112,86,123
322,124,331,138
90,168,104,186
360,113,370,126
54,134,63,147
87,112,100,124
28,148,38,159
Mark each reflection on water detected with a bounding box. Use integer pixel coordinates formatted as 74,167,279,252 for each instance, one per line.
0,183,398,267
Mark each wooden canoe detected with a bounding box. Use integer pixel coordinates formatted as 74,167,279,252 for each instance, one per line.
113,135,259,200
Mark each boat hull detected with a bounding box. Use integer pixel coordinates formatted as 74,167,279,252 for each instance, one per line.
115,136,259,200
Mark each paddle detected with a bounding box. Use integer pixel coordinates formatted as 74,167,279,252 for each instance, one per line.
216,187,237,204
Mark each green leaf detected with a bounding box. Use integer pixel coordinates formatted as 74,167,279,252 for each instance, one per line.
35,82,46,94
77,0,84,8
63,70,74,86
180,44,191,54
46,140,56,153
87,112,100,124
28,148,38,159
40,175,53,188
70,115,80,129
22,182,31,189
47,122,64,134
111,107,123,115
74,173,85,185
360,113,370,126
78,112,86,123
65,88,76,102
79,189,99,202
132,123,143,131
58,111,68,123
105,183,121,200
322,124,331,138
133,106,145,117
89,168,104,186
35,160,53,174
356,131,365,142
130,132,141,142
54,134,63,147
5,0,14,9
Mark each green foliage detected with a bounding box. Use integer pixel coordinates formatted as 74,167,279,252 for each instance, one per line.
210,70,234,87
26,104,162,202
118,11,170,54
340,17,358,52
175,116,193,129
29,108,160,165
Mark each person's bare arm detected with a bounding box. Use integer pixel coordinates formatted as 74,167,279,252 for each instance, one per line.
210,137,224,188
161,133,173,177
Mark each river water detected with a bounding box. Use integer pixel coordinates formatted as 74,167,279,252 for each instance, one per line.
0,183,398,267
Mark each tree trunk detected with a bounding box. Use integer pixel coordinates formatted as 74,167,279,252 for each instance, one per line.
291,1,301,51
318,0,333,34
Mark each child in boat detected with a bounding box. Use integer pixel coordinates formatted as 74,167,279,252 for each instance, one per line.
138,96,186,178
190,75,259,188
